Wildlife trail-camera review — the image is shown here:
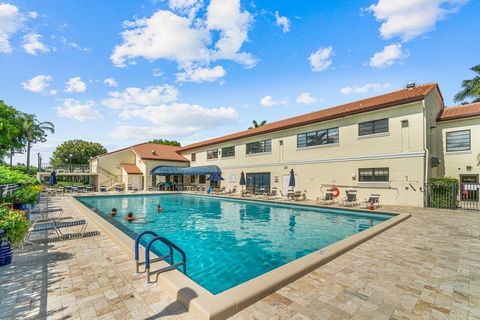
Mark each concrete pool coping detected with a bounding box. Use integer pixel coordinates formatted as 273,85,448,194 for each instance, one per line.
70,192,410,320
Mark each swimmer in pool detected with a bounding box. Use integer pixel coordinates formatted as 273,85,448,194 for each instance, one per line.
125,212,135,222
111,208,117,216
156,203,164,212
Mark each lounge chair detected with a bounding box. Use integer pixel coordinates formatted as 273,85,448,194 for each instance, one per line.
294,190,307,201
99,186,107,192
30,207,66,220
317,191,335,205
365,194,381,209
86,185,94,192
342,190,358,207
266,188,280,200
23,218,88,250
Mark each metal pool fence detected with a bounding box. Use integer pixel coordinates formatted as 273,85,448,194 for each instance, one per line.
425,182,480,211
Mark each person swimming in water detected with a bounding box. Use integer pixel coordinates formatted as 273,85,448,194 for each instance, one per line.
111,208,117,216
156,203,164,212
125,212,135,222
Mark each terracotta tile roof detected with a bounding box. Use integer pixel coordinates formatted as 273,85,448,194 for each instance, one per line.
97,142,189,162
122,164,143,175
181,83,440,151
438,102,480,122
131,143,189,162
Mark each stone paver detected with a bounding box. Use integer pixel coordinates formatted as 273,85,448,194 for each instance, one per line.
0,195,479,320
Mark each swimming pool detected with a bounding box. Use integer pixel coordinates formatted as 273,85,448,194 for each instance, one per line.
76,194,390,294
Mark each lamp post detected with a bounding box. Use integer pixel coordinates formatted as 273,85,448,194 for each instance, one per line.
69,154,73,172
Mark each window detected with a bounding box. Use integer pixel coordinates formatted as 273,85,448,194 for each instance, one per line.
199,175,206,184
207,149,219,159
246,140,272,154
359,168,389,182
221,146,235,158
446,130,470,152
191,153,196,162
358,118,389,136
246,172,271,194
297,127,339,148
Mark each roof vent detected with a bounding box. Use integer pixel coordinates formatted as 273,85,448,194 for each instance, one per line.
151,149,156,155
406,82,416,89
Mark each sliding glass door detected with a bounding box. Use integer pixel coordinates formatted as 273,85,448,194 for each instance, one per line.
246,172,271,194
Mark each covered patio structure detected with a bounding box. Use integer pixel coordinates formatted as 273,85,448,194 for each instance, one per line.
150,165,222,191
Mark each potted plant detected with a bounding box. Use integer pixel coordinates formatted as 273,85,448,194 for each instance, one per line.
0,207,31,266
7,185,42,220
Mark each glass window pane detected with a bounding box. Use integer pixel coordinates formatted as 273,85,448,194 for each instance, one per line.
446,130,470,151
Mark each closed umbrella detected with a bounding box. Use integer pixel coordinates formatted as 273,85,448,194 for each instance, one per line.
288,169,296,196
48,171,57,186
239,171,246,195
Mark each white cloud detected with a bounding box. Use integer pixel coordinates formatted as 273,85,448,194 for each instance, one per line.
0,3,24,53
176,65,226,82
28,11,38,19
152,68,163,77
368,0,468,42
295,92,317,105
168,0,203,19
308,47,333,72
59,37,89,52
21,74,53,94
340,83,391,95
111,102,238,139
103,77,118,87
22,33,49,55
55,99,103,121
65,77,87,93
275,11,290,33
111,0,255,77
260,95,287,107
102,85,179,110
369,44,409,68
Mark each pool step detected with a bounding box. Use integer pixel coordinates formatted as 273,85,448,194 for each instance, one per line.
134,231,187,283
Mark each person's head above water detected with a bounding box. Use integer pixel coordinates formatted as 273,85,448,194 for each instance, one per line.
127,212,133,217
111,208,117,215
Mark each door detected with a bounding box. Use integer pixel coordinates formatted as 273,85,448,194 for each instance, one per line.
130,175,143,190
460,175,479,201
246,172,271,194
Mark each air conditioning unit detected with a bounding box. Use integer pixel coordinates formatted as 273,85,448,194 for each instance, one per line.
431,156,441,167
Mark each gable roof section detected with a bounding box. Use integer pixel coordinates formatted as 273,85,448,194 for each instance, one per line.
131,143,189,162
180,83,439,152
97,142,188,162
438,102,480,122
122,164,143,175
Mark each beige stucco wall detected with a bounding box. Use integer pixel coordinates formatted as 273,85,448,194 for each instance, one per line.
181,100,436,206
437,116,480,180
92,149,136,189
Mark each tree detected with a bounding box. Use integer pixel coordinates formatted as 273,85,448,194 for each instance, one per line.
50,140,107,166
0,101,26,159
150,139,181,147
454,64,480,104
22,114,55,174
248,120,267,130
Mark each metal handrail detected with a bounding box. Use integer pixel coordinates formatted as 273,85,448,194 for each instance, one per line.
135,230,158,273
145,236,187,283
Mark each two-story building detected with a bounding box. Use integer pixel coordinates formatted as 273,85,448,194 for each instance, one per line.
89,83,480,207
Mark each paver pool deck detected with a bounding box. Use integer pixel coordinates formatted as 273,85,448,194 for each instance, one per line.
0,194,479,320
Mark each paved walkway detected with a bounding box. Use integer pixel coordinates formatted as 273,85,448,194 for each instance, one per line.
0,195,479,320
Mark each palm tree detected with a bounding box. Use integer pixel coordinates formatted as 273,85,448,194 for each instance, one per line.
248,120,267,130
454,64,480,104
22,114,55,174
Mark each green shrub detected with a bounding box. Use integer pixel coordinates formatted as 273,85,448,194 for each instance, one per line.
6,185,42,204
0,207,31,246
428,177,459,209
0,165,37,185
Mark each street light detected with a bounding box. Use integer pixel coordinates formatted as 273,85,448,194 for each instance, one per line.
68,154,73,172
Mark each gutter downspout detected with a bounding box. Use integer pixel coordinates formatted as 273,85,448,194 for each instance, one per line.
422,100,430,207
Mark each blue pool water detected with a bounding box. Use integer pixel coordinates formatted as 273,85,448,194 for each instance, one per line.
76,194,389,294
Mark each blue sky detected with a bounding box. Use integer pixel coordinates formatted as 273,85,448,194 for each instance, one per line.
1,0,479,165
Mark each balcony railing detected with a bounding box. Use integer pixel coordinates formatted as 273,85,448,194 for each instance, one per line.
40,164,91,173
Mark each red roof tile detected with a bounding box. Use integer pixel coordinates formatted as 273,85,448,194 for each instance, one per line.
438,102,480,122
131,143,189,162
181,83,440,151
122,164,143,174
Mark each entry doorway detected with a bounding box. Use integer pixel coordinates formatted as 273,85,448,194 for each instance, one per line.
246,172,271,194
130,175,143,190
460,174,479,202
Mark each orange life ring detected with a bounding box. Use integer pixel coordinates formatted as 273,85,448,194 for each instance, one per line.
331,186,340,198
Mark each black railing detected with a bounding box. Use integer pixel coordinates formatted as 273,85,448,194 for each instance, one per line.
425,182,479,211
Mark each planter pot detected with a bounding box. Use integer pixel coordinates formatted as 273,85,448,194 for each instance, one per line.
0,231,13,266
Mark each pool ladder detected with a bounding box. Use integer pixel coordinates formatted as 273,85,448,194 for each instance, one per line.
134,231,187,283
